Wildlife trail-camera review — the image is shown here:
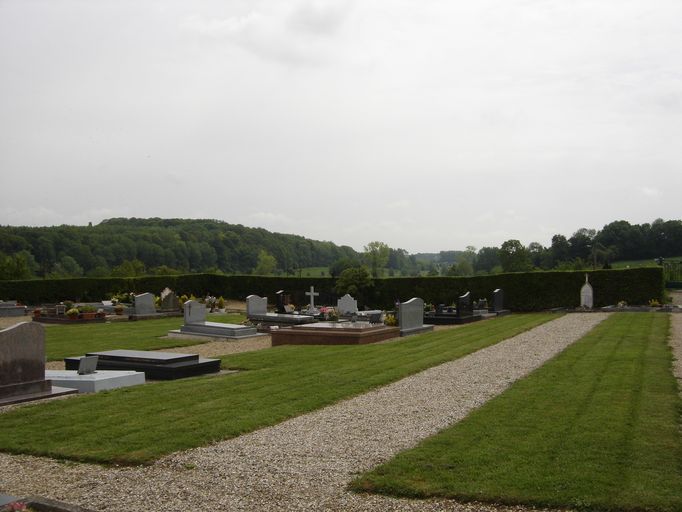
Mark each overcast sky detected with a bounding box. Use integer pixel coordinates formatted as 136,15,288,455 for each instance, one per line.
1,1,680,253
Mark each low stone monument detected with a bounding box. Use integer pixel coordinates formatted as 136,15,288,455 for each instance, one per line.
399,297,434,336
46,355,146,393
246,293,316,329
134,292,156,316
169,300,260,340
491,288,511,316
159,288,180,311
246,294,268,317
580,274,594,309
337,294,358,316
0,300,26,317
0,322,77,405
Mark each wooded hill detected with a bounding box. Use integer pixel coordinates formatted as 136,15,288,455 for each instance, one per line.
0,218,359,278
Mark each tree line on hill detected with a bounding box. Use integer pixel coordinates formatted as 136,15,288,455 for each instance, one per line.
0,217,679,280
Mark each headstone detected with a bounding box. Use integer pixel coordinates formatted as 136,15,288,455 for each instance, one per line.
275,290,292,314
337,294,358,315
457,291,473,317
134,292,156,316
492,289,504,312
0,322,77,405
246,294,268,317
399,297,433,336
580,274,594,308
160,288,180,311
184,300,207,324
77,355,99,375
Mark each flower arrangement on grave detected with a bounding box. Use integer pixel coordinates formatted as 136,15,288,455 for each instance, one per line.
179,294,189,306
114,304,124,315
320,306,338,321
648,298,661,307
617,300,628,308
32,308,41,318
217,296,225,310
384,313,397,326
66,308,80,319
5,501,28,511
96,308,106,318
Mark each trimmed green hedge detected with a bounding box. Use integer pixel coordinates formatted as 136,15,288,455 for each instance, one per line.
0,268,663,311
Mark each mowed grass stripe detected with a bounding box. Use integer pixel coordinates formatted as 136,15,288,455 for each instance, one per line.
351,313,682,512
0,314,553,465
43,313,246,361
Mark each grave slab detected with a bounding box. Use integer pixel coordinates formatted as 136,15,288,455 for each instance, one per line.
64,350,220,380
271,322,400,346
45,370,145,393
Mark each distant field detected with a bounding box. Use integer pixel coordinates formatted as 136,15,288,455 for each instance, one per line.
612,256,681,269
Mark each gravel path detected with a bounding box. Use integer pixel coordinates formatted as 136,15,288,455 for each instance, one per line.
0,313,608,512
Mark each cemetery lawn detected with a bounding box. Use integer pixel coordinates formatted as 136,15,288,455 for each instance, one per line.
351,313,682,512
44,313,246,361
0,314,554,465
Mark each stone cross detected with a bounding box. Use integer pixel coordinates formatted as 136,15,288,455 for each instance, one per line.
305,286,319,309
580,273,594,309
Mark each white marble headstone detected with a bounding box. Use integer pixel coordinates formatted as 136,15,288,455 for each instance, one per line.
580,274,594,308
246,295,268,316
184,300,207,324
337,294,358,315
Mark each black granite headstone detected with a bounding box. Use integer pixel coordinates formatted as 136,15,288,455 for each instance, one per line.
457,291,473,318
492,288,504,312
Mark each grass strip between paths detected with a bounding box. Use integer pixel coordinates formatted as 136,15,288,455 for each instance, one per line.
0,314,554,465
351,313,682,512
43,313,246,361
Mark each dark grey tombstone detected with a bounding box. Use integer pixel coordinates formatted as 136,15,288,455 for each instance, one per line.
457,291,473,317
0,322,76,405
276,290,291,314
160,288,180,311
183,300,207,325
492,289,504,312
399,297,433,336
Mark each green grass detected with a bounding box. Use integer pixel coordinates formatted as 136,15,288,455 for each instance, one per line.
612,256,682,269
0,314,553,465
43,313,246,361
351,313,682,512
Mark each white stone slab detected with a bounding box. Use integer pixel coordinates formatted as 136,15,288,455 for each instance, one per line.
45,370,145,393
246,295,268,316
337,294,358,315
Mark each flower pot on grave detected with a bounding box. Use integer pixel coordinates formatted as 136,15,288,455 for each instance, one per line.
81,312,96,320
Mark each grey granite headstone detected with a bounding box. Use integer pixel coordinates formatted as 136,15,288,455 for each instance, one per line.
184,300,207,325
399,297,433,336
77,355,99,375
246,294,268,317
134,292,156,316
492,289,504,312
580,274,594,308
337,294,358,315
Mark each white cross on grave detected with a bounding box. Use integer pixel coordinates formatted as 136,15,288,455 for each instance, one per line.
305,286,320,315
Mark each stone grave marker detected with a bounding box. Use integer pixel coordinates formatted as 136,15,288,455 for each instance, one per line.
246,294,268,317
457,291,473,318
580,274,594,308
78,355,99,375
184,300,207,325
492,289,504,312
0,322,76,405
399,297,433,336
305,286,320,315
337,294,358,316
134,292,156,316
160,288,180,311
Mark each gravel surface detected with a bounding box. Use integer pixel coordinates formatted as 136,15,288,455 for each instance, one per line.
0,313,608,512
